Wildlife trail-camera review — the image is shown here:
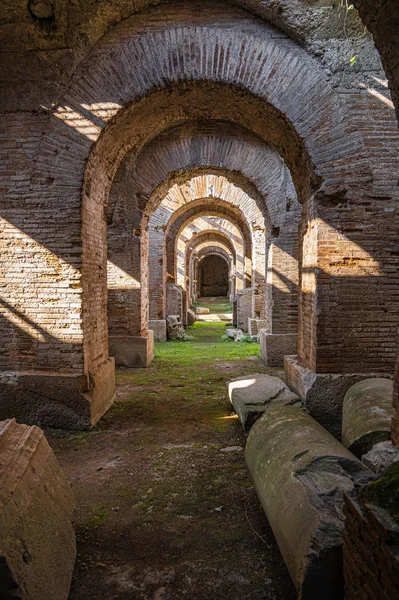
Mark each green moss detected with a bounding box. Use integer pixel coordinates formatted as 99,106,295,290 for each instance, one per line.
362,461,399,524
78,508,109,530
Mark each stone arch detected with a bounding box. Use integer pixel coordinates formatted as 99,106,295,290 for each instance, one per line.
195,247,233,300
189,241,235,303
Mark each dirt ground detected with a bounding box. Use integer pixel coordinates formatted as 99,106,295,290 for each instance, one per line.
47,300,296,600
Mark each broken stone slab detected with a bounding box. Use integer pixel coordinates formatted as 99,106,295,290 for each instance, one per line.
225,328,245,342
228,373,300,432
195,306,210,315
284,354,384,439
362,440,399,476
187,308,196,325
0,419,76,600
166,315,189,341
342,378,394,458
245,405,373,600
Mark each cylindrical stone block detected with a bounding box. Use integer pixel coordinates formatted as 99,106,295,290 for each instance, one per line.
342,378,394,458
245,405,372,600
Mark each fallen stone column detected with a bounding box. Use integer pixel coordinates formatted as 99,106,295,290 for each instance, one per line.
0,419,76,600
245,405,373,599
342,378,394,458
228,373,300,432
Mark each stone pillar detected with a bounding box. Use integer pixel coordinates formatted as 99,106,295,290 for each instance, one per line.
166,283,184,320
252,229,267,320
0,119,115,429
237,288,252,331
392,343,399,445
285,193,399,437
261,223,299,366
108,224,154,368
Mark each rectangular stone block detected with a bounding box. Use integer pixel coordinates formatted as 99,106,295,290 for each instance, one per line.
149,320,167,342
109,332,154,368
0,359,115,430
248,319,268,337
284,355,387,439
260,331,297,367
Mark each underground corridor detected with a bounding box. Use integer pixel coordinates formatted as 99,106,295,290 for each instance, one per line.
1,1,399,599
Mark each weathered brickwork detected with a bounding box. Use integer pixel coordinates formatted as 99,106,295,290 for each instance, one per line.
1,0,398,427
343,494,399,600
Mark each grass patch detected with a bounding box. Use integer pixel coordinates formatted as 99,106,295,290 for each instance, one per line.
153,322,260,366
194,299,233,314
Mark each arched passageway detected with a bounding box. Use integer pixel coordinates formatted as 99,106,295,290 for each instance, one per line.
198,254,230,298
1,1,399,598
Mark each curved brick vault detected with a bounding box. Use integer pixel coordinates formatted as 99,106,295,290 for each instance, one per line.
165,199,253,286
1,0,398,429
110,120,300,329
1,0,383,112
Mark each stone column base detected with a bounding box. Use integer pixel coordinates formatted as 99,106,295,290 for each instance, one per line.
284,355,387,439
260,332,297,367
109,332,154,368
0,357,115,430
248,319,268,338
149,320,167,342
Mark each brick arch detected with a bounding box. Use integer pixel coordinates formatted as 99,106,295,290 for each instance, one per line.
187,232,236,265
185,229,236,269
145,174,267,322
145,196,255,320
45,36,364,386
188,238,235,299
166,200,253,262
118,119,297,229
5,1,383,427
176,218,244,290
166,201,253,286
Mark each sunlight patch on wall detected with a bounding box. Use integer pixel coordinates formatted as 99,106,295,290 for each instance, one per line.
107,261,140,289
0,217,82,343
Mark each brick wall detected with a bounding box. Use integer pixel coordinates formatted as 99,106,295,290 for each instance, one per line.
1,0,397,427
343,494,399,600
